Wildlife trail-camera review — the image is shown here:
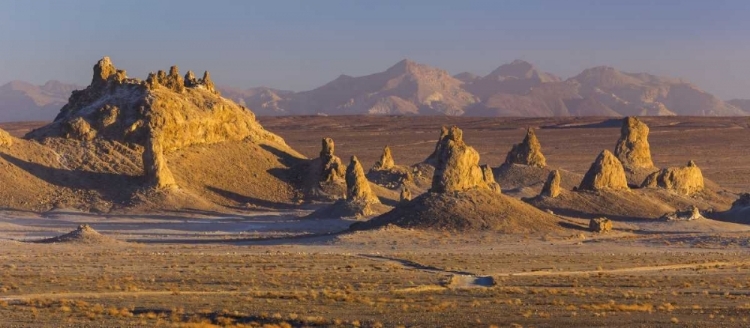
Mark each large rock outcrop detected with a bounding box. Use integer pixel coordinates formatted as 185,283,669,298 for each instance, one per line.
27,57,285,151
319,137,345,182
431,126,498,193
578,150,629,191
540,170,562,198
641,160,704,195
614,117,654,169
504,128,546,168
142,133,177,190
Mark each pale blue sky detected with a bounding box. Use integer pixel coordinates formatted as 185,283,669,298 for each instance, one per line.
1,0,749,98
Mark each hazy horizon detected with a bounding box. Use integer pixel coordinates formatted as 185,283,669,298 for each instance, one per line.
2,0,750,99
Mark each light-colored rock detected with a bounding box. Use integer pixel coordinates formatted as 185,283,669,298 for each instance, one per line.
345,156,379,205
373,145,395,170
142,134,178,190
400,186,412,202
589,217,613,233
540,169,562,198
579,150,629,191
431,126,497,193
0,128,14,147
481,164,501,194
660,206,703,221
319,137,345,182
614,117,654,169
29,57,287,152
504,128,546,168
641,160,704,195
65,117,97,141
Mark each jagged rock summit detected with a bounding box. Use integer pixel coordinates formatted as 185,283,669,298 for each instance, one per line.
642,160,705,195
579,150,629,191
27,57,285,151
614,117,654,169
504,128,546,168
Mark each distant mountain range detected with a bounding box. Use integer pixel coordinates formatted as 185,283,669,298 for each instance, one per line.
2,59,749,122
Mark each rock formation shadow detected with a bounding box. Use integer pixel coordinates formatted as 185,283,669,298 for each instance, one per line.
0,153,139,202
206,186,299,210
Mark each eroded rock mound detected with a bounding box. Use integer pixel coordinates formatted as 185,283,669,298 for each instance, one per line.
504,128,546,168
373,146,395,170
431,126,496,193
641,160,704,195
589,217,613,233
660,206,703,221
579,150,629,191
0,128,13,147
614,117,654,169
142,134,177,190
27,57,283,151
36,224,118,244
540,170,562,198
319,137,345,182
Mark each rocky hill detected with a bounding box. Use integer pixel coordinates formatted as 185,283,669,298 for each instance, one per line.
218,86,293,116
0,57,308,213
0,80,81,122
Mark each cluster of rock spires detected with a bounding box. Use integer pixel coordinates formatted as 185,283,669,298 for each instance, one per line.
28,57,285,152
504,128,546,168
430,126,500,194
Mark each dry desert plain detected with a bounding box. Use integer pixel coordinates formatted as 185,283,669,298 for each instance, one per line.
1,116,750,327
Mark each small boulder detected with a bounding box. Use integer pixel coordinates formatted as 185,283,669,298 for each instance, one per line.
579,150,629,191
660,206,703,221
540,169,562,198
641,160,705,196
504,128,546,168
65,117,97,141
614,117,654,169
589,217,613,233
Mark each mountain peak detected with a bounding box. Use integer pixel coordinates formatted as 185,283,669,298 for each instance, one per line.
385,58,421,74
484,60,559,83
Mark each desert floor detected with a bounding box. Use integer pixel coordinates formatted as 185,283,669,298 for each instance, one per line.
0,116,749,327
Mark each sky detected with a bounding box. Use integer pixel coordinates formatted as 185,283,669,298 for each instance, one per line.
1,0,750,99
